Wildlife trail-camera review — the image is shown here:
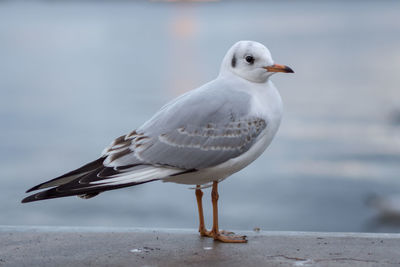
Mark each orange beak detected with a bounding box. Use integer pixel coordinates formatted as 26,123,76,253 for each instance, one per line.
263,64,294,73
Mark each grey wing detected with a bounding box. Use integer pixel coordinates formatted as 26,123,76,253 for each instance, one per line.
102,83,267,170
137,117,267,169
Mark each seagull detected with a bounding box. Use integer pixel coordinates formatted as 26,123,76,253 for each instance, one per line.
22,41,293,243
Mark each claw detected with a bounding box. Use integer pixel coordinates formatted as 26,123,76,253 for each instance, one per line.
200,229,247,243
215,234,247,243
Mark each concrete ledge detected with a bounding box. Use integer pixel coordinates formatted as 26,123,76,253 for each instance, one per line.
1,226,400,267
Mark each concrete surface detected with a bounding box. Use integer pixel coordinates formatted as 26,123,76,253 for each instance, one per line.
1,226,400,267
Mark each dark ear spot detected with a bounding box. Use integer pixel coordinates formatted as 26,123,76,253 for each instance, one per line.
231,54,236,68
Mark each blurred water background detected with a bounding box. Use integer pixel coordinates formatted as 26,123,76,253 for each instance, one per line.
1,0,400,233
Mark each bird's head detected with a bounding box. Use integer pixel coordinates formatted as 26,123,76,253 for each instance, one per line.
220,40,294,83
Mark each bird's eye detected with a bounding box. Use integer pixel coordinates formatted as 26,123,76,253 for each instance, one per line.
245,55,255,64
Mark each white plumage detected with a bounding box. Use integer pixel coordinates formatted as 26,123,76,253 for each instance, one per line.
22,40,292,205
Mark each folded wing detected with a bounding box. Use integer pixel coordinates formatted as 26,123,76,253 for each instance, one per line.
23,81,268,203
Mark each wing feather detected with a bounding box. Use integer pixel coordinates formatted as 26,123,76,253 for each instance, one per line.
102,83,268,170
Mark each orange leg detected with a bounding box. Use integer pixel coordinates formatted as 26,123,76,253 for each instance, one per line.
210,181,247,243
195,185,210,236
195,182,247,243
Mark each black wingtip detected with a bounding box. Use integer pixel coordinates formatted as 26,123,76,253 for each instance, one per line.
21,190,70,204
21,195,35,203
21,191,50,203
24,157,106,193
26,185,40,193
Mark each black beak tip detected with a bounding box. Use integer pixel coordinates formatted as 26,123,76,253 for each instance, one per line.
285,66,294,73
